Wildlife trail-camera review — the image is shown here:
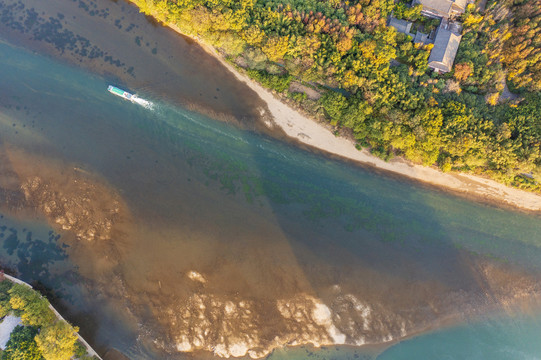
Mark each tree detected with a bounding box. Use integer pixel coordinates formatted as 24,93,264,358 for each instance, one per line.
321,92,348,125
129,0,541,191
341,99,373,131
1,325,43,360
394,3,422,21
0,280,13,318
454,63,473,82
485,92,499,105
35,321,79,360
242,25,264,46
9,284,55,327
262,36,290,62
443,79,462,94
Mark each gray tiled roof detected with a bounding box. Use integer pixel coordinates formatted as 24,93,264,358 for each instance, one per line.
428,27,462,72
416,0,452,16
414,32,429,44
389,17,413,34
414,0,468,17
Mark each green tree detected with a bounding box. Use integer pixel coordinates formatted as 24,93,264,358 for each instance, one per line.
35,321,79,360
129,0,541,191
0,280,13,318
8,284,55,327
321,92,348,125
1,325,43,360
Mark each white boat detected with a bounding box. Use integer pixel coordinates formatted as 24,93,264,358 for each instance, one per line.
108,85,133,100
108,85,153,109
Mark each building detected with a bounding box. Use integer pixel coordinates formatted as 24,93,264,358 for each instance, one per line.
389,0,465,73
413,0,469,18
388,17,413,35
388,17,433,45
428,26,462,73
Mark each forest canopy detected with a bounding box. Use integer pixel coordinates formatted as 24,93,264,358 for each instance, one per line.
0,280,92,360
133,0,541,191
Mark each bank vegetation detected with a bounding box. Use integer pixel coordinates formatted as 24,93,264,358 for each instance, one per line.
133,0,541,191
0,278,95,360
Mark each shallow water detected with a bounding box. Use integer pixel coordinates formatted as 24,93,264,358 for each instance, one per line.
268,312,541,360
1,2,541,359
0,0,269,127
377,312,541,360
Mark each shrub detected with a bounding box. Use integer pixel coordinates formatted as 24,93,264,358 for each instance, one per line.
2,325,43,360
74,341,88,358
289,92,307,102
246,69,292,92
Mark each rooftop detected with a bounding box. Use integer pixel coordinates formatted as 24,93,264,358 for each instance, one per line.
388,17,413,34
414,0,469,17
428,26,462,72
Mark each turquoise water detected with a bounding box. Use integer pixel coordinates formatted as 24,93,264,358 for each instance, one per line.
1,35,541,359
271,313,541,360
378,313,541,360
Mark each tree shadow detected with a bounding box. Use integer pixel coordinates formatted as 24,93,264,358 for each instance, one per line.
2,1,541,356
247,138,541,345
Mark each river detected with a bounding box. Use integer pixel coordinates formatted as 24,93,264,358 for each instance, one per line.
0,1,541,359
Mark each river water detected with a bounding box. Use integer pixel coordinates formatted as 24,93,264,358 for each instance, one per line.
1,1,541,359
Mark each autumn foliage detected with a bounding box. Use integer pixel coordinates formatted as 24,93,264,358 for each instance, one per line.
133,0,541,190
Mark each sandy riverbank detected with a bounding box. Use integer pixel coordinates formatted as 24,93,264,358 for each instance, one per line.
127,11,541,212
216,62,541,211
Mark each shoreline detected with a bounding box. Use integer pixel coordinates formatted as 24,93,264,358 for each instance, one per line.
205,51,541,213
6,2,537,356
127,9,541,213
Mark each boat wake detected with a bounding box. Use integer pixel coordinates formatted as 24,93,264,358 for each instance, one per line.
131,95,154,110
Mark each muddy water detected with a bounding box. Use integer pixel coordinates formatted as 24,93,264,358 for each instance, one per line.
0,0,270,128
1,1,541,360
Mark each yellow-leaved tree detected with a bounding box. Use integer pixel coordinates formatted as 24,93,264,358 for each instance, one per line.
9,284,55,327
35,320,79,360
262,36,290,62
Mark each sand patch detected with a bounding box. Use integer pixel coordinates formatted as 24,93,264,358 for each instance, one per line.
288,82,322,101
